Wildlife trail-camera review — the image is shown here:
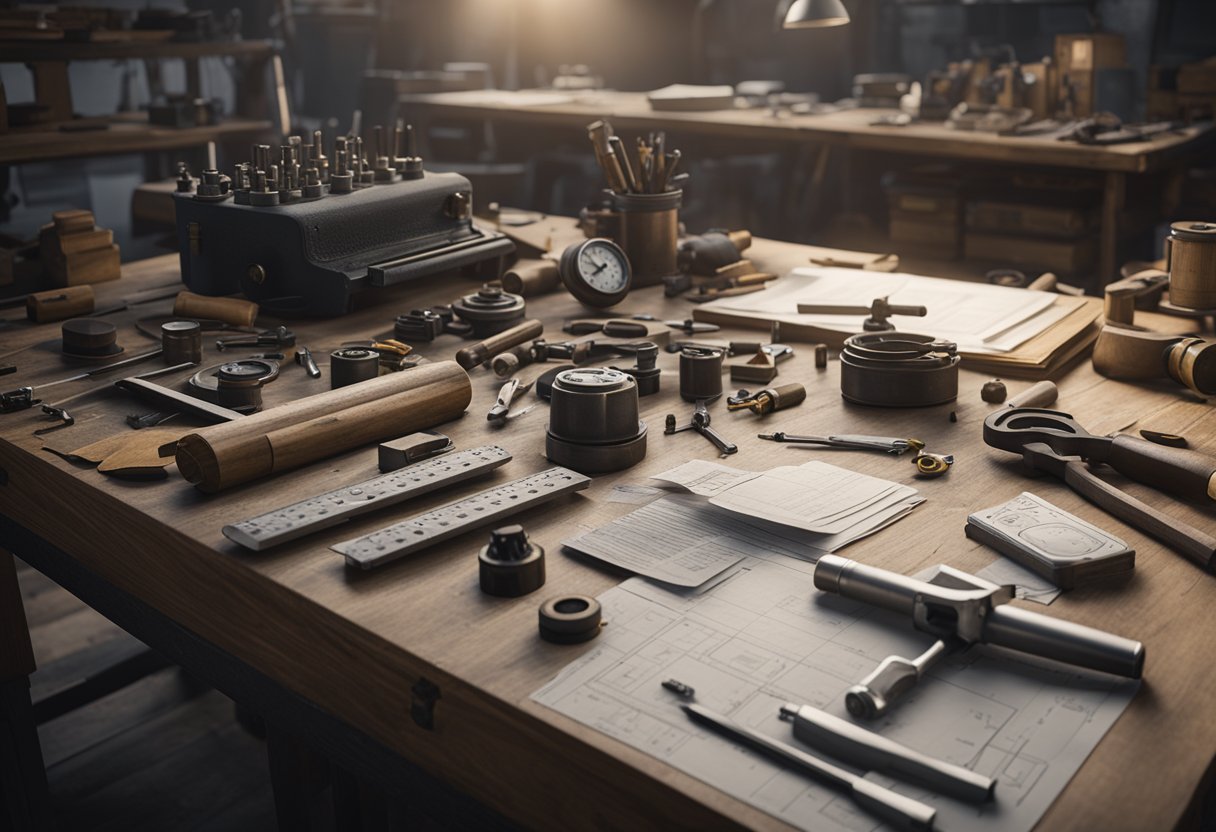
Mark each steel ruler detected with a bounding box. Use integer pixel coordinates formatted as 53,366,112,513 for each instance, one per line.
223,445,512,551
333,466,591,569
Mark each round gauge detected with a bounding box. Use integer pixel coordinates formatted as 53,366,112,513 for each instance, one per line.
558,238,632,308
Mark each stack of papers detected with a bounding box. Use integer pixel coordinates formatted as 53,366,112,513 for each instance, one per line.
693,267,1102,377
562,460,922,588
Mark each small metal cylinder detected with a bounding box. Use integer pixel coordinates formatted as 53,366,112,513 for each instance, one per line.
501,259,561,297
479,525,545,598
546,368,646,473
215,361,267,410
679,347,724,402
815,343,828,369
538,595,602,644
612,190,681,287
330,347,380,389
161,320,202,365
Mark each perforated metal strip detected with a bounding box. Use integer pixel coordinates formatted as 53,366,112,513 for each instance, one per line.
333,466,591,570
222,445,512,552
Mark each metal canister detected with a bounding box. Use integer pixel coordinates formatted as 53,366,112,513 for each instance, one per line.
612,189,681,287
545,368,646,474
679,346,724,402
1166,221,1216,311
161,320,203,364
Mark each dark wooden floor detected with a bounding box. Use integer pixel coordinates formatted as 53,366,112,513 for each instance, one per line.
14,554,279,832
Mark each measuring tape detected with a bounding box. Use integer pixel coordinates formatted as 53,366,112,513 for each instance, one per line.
223,445,512,551
333,467,591,570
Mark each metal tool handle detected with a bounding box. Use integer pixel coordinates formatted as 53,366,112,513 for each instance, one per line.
1063,459,1216,570
697,423,737,455
681,704,935,832
782,703,995,804
885,303,928,317
985,605,1144,679
1100,434,1216,503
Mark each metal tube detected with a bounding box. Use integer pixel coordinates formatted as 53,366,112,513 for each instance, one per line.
985,605,1144,679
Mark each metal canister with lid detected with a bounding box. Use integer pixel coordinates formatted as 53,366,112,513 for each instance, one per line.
545,367,646,474
1166,221,1216,311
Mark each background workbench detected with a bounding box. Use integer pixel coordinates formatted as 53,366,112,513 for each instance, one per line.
1,237,1214,831
401,89,1215,284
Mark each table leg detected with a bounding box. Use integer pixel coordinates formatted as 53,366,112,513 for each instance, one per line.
0,554,53,832
266,723,331,831
1099,171,1126,285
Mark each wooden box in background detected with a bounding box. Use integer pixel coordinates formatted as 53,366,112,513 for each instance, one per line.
1055,33,1126,117
38,209,120,286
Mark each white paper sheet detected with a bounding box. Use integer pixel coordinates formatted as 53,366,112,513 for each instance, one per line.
700,267,1060,354
533,557,1138,832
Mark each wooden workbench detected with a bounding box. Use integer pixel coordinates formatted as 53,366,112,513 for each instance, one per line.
1,239,1214,830
401,89,1215,283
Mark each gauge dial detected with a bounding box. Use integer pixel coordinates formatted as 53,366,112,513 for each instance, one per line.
558,238,632,308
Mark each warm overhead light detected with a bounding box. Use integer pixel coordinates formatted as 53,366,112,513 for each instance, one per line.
783,0,850,28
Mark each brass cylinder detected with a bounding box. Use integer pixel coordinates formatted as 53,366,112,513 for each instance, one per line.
1166,221,1216,310
613,190,681,287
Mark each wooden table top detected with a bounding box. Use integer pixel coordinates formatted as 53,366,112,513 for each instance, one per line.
402,89,1213,174
0,235,1213,831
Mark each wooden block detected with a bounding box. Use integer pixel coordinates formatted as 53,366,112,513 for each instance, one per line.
53,245,120,287
57,228,112,255
52,209,95,236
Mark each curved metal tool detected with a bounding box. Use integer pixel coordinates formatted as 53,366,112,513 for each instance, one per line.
985,408,1216,502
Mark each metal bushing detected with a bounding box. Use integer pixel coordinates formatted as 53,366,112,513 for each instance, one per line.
839,332,960,407
679,347,724,402
478,525,545,598
538,595,602,644
329,347,380,389
451,285,526,338
189,359,278,411
545,368,646,474
161,320,202,365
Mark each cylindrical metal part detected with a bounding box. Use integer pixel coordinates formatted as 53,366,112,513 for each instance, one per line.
984,605,1144,679
215,361,267,410
451,285,527,338
502,259,561,297
766,383,806,412
26,285,95,323
613,189,681,287
815,343,828,369
538,595,603,644
330,347,380,389
479,525,545,597
161,320,202,365
1166,221,1216,310
456,318,544,370
546,368,646,474
491,344,532,378
174,291,259,328
839,332,959,407
815,556,1144,679
679,347,724,402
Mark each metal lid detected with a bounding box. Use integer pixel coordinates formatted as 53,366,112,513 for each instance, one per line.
1170,221,1216,243
553,367,631,393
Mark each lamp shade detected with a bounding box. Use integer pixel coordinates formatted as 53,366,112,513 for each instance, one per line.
783,0,850,28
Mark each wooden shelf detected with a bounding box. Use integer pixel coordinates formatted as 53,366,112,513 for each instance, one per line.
0,39,274,63
0,116,274,165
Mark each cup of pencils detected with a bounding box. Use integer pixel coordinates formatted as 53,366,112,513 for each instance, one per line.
588,120,687,287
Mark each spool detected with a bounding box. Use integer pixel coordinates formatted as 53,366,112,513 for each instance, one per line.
839,332,959,407
679,347,724,402
1166,221,1216,311
174,361,472,492
173,291,259,327
538,595,602,644
545,368,646,474
330,347,380,389
161,320,202,365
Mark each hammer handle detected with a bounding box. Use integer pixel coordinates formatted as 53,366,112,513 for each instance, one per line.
1064,458,1216,570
